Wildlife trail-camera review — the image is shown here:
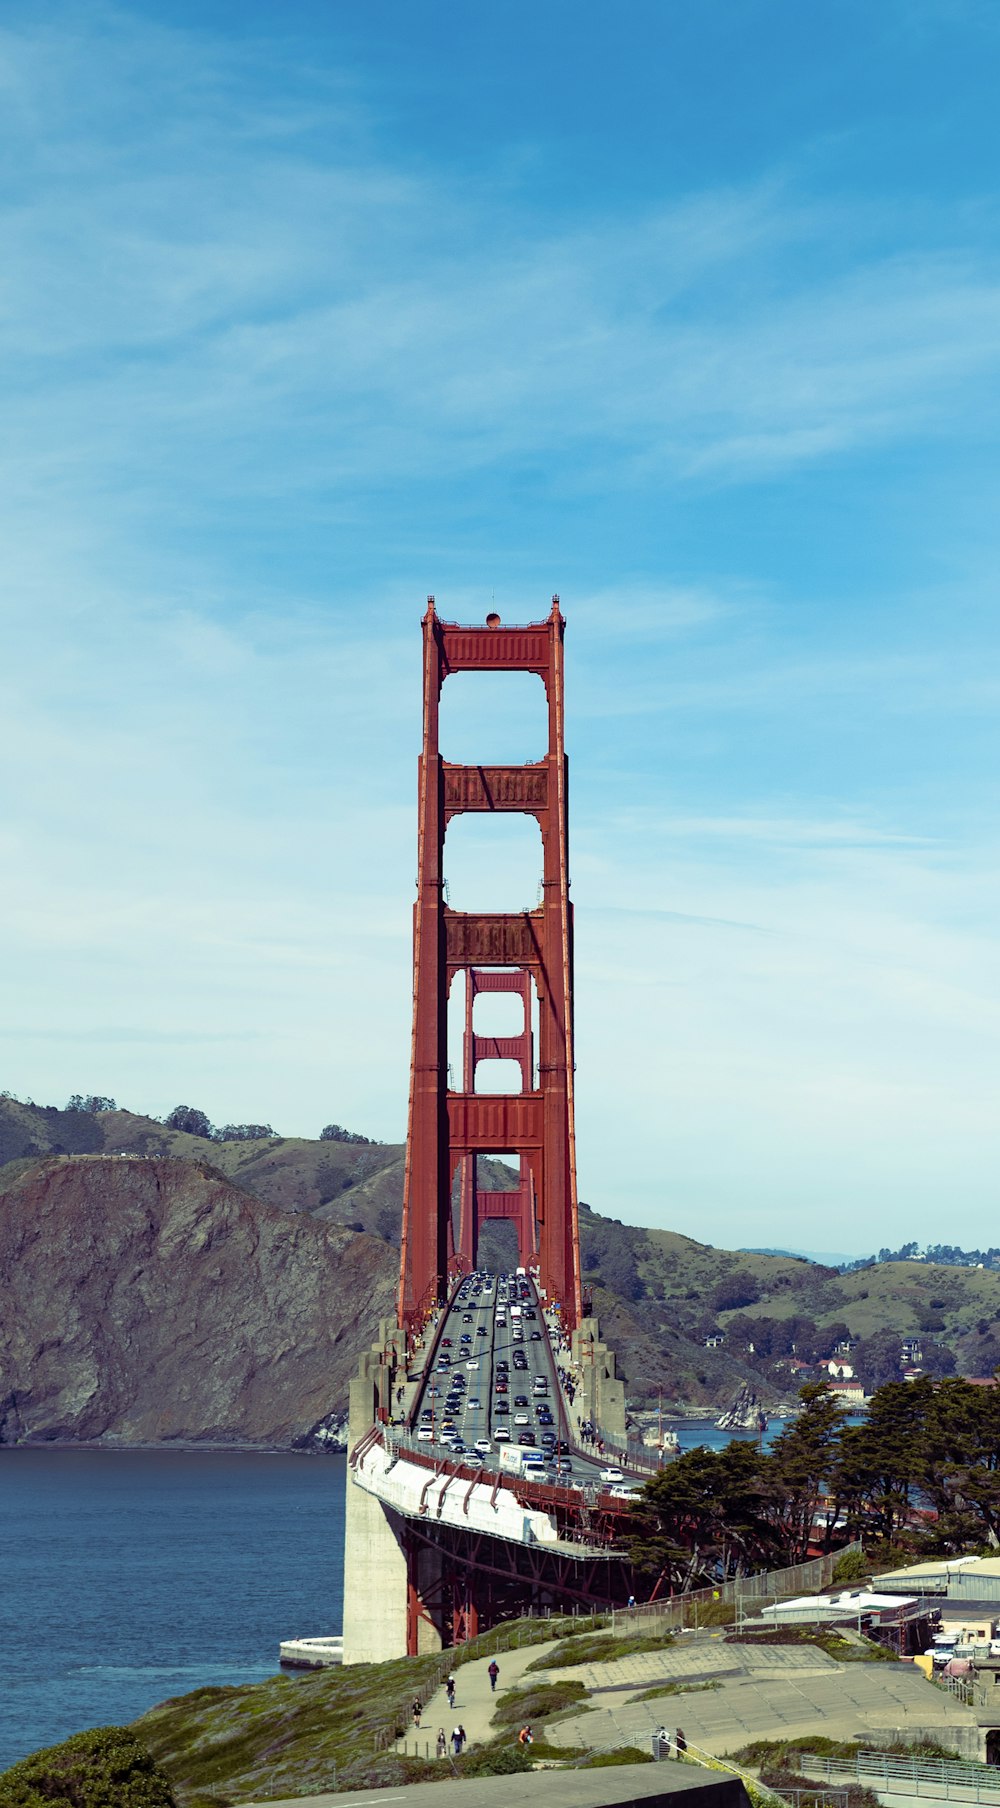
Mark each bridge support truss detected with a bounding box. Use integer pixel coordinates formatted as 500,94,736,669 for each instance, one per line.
397,599,583,1331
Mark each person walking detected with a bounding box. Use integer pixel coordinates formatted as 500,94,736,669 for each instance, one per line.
445,1673,456,1709
451,1726,463,1756
436,1729,447,1759
411,1697,422,1729
487,1657,500,1692
675,1727,687,1755
457,1724,467,1750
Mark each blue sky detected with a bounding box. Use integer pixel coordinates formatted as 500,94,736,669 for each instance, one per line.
3,1,1000,1256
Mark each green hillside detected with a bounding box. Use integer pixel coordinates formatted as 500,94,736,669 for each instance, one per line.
3,1092,999,1411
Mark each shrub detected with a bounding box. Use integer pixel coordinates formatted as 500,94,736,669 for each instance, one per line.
0,1726,175,1808
526,1630,675,1672
460,1745,533,1776
491,1681,589,1727
710,1271,762,1312
831,1547,870,1584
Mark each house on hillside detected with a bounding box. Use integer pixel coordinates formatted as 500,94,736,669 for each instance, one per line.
826,1376,866,1405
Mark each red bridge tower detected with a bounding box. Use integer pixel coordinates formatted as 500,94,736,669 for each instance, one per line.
398,599,583,1331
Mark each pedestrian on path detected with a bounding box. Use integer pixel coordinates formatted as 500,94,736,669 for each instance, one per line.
675,1728,687,1755
436,1729,447,1759
451,1726,463,1756
446,1672,456,1708
517,1724,533,1747
488,1658,500,1692
411,1697,422,1729
457,1724,466,1750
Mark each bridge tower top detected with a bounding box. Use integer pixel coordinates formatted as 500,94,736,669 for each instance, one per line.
398,597,583,1332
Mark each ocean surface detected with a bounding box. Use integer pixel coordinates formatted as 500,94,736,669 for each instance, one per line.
0,1448,346,1773
0,1419,790,1772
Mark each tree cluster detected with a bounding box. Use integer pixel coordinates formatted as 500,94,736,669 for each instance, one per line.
580,1213,646,1302
65,1095,117,1114
319,1123,375,1145
163,1106,275,1142
630,1377,1000,1592
840,1243,1000,1273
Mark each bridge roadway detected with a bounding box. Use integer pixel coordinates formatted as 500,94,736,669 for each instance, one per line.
409,1271,630,1491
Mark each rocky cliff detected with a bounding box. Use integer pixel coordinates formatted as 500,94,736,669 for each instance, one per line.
0,1155,397,1447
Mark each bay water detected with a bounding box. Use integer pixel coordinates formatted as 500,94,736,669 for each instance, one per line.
0,1419,785,1772
0,1449,346,1772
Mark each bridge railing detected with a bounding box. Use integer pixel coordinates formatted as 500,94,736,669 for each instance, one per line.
378,1424,633,1528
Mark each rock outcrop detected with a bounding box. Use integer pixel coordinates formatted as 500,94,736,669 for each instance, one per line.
0,1155,397,1446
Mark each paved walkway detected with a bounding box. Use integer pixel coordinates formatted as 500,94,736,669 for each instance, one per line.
533,1643,976,1760
396,1640,559,1759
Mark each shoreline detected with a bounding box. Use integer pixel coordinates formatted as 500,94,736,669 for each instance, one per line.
0,1437,348,1456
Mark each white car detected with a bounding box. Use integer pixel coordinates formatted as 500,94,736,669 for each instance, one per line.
494,1426,511,1441
599,1467,625,1484
417,1427,434,1441
474,1438,491,1455
609,1484,642,1501
466,1360,479,1370
513,1412,530,1425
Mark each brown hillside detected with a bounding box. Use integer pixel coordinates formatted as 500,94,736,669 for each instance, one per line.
0,1154,396,1446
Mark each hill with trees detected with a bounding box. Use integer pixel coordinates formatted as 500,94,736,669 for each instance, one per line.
2,1090,999,1431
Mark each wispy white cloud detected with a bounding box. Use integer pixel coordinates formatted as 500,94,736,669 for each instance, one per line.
2,6,1000,1255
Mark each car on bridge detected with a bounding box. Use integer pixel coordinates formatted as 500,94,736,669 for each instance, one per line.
474,1438,491,1455
530,1330,542,1340
513,1412,529,1425
495,1426,510,1440
599,1467,625,1484
417,1427,434,1441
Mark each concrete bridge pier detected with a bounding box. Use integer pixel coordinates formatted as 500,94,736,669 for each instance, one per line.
571,1318,627,1441
342,1331,416,1664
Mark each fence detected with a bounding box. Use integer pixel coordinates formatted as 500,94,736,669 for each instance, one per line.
798,1751,1000,1803
603,1542,865,1631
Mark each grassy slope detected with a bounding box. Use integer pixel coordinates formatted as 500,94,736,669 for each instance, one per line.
135,1619,577,1804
